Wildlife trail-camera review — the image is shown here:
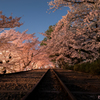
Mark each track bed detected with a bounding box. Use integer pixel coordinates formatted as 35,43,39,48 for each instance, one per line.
0,69,47,100
54,69,100,100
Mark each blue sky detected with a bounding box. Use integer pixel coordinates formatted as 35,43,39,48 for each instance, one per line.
0,0,69,41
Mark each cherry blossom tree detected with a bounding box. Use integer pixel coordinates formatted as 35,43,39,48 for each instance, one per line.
0,11,23,28
0,11,54,73
0,29,40,73
31,51,55,69
40,0,100,67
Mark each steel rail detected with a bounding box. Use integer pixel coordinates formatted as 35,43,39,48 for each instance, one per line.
53,69,76,100
21,69,50,100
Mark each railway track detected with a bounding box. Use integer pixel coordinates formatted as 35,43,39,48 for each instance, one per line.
22,69,76,100
0,68,100,100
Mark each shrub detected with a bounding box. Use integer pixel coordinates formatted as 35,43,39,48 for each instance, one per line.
65,59,100,75
74,64,80,71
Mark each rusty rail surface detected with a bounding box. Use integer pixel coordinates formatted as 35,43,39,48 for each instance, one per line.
53,69,76,100
21,69,76,100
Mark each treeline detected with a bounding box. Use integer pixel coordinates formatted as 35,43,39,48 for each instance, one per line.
0,0,100,74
